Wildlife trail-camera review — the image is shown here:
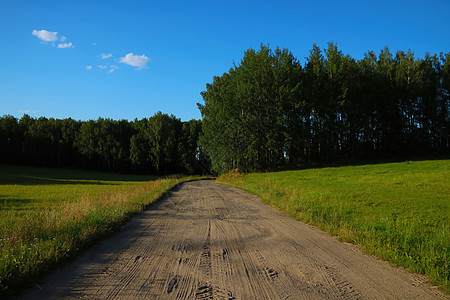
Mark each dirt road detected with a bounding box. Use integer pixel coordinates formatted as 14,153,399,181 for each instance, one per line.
22,180,445,299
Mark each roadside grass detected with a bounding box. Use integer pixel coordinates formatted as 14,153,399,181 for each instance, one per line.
0,165,203,296
217,160,449,292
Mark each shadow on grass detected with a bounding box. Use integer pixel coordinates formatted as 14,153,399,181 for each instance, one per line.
0,165,157,186
0,176,121,186
281,154,450,172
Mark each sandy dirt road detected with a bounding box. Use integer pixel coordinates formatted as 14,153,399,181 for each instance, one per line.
21,180,446,299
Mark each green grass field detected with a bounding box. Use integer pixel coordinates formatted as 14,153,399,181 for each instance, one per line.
0,165,200,296
218,160,449,291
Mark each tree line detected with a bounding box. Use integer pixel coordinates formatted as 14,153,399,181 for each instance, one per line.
199,43,450,173
0,112,210,175
2,43,449,175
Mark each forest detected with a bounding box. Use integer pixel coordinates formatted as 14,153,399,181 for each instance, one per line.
1,43,449,175
0,112,210,175
200,43,450,173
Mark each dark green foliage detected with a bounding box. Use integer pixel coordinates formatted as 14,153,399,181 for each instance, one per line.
0,115,22,164
130,112,182,174
179,119,210,174
2,43,449,175
21,117,81,168
0,113,206,175
199,45,303,173
76,118,133,172
199,43,450,173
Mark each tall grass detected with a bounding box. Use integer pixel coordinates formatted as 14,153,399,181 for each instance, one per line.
0,165,200,296
217,160,449,292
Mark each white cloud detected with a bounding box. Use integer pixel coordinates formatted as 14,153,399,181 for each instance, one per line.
100,53,112,59
33,29,73,49
18,109,36,114
109,65,119,73
120,53,150,69
32,29,58,42
57,42,73,48
86,65,92,70
98,64,117,73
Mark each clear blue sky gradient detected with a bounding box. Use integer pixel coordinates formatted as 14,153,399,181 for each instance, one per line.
1,0,449,121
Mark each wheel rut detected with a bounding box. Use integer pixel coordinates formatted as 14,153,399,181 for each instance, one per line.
21,181,447,299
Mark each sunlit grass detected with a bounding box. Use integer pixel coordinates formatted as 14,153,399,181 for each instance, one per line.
0,165,201,296
217,160,449,292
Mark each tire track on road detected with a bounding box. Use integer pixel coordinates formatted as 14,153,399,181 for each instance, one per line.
21,181,447,299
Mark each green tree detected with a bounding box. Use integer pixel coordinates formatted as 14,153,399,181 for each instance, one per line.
438,52,450,151
0,115,21,164
200,44,302,173
179,119,204,174
130,112,183,174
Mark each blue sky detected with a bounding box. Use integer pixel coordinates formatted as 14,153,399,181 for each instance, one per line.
1,0,449,121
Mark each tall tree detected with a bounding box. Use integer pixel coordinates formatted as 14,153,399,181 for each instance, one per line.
0,115,21,164
200,44,303,173
130,112,183,174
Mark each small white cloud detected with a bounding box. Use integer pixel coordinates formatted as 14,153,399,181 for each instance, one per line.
32,29,58,42
57,42,73,48
86,65,93,70
100,53,112,59
120,53,150,69
108,65,119,73
18,109,36,114
60,35,67,42
98,65,107,69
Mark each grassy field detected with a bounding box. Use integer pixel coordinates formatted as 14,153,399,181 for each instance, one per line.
217,160,449,291
0,165,200,296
